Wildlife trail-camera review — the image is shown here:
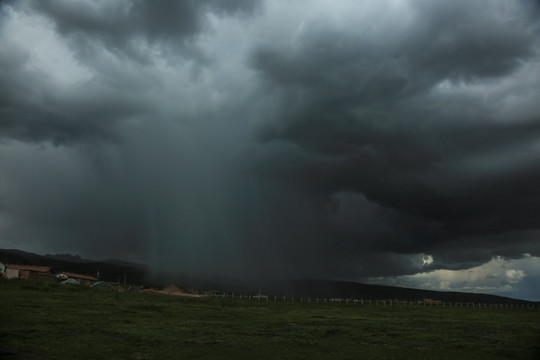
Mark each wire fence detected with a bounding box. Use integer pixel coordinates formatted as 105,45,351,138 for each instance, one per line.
201,291,539,310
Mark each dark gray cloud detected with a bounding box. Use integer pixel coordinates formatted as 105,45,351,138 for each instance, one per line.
0,47,148,144
248,0,540,270
1,0,540,298
0,0,261,144
31,0,261,65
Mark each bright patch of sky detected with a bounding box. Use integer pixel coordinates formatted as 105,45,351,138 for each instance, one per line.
369,254,540,300
422,255,434,266
1,7,92,86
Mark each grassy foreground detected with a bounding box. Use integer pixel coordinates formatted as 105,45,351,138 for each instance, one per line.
0,279,539,359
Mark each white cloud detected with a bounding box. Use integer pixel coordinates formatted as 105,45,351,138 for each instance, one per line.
422,255,434,266
505,269,526,283
1,7,92,86
368,255,540,300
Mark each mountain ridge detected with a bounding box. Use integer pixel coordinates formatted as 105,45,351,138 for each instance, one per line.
0,248,536,304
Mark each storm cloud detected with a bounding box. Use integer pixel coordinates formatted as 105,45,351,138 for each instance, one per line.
1,0,540,298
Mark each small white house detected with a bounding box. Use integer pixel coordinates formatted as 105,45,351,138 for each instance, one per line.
6,267,20,279
4,264,53,279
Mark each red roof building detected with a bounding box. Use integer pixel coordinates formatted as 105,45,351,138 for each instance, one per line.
58,272,97,282
5,264,53,279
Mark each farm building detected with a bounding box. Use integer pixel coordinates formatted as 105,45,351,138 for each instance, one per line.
56,272,97,283
4,264,54,280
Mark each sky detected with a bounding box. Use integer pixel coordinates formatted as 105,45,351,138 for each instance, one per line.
0,0,539,300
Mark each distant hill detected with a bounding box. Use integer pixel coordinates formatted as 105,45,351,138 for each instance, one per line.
0,249,148,285
0,249,49,264
0,249,27,265
101,258,149,268
0,249,229,289
271,279,535,305
0,249,537,304
44,253,92,263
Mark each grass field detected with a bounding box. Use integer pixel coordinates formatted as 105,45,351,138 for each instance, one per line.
1,279,539,359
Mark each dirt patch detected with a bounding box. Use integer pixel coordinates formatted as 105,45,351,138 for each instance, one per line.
163,285,206,297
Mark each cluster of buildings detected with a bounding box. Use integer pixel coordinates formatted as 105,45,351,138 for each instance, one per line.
0,262,103,285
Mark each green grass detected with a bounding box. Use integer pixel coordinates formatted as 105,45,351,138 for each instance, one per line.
0,279,539,359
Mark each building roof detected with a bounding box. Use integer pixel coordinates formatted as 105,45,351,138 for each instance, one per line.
60,272,97,281
5,264,52,273
61,278,80,285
